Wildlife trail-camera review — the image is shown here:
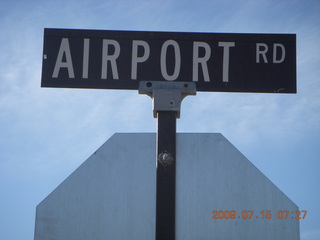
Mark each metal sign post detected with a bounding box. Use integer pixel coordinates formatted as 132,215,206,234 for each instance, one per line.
139,81,196,239
156,111,176,239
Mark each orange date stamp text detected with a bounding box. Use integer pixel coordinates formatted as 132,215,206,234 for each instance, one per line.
211,210,307,220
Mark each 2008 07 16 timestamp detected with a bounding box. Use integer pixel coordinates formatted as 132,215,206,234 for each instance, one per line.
211,210,307,220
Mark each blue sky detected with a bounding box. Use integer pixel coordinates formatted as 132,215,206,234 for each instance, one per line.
0,0,319,239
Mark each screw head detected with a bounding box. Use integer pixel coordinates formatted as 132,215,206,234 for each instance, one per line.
158,152,174,167
169,100,175,107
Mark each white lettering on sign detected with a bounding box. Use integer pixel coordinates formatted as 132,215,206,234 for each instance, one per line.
131,40,150,80
193,42,211,82
219,42,235,82
256,43,268,63
52,38,75,78
101,39,120,79
50,38,288,83
82,39,90,78
256,43,286,64
160,40,181,81
273,43,285,63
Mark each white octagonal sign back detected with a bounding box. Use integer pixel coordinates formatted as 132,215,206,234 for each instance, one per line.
34,133,299,240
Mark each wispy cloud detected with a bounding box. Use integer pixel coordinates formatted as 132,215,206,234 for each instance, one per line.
301,228,320,240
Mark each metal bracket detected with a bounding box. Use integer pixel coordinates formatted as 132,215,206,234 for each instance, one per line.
139,81,196,118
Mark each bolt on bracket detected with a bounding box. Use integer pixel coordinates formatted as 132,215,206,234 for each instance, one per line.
139,81,196,118
158,152,174,167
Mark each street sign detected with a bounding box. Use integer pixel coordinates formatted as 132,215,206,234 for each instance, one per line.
41,28,296,93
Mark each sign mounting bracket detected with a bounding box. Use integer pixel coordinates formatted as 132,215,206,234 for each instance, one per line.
139,81,196,118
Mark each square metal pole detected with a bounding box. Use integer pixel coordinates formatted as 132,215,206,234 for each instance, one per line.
156,111,176,240
138,81,196,240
